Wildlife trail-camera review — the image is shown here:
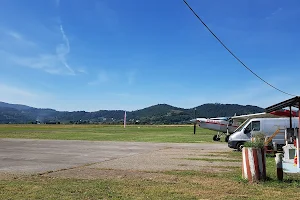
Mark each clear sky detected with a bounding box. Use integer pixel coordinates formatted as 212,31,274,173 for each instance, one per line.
0,0,299,111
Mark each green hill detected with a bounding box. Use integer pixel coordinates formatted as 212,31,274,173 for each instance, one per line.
0,102,264,124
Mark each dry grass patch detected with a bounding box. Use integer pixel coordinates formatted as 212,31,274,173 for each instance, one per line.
44,168,177,182
185,157,241,162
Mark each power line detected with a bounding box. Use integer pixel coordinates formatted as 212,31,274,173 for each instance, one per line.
183,0,297,97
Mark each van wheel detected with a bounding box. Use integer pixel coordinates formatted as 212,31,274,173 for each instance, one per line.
237,143,244,151
213,135,220,141
225,135,230,143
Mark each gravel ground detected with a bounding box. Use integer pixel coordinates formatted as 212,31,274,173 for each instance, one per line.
0,138,239,179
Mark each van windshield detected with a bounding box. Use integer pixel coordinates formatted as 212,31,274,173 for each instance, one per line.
234,118,251,132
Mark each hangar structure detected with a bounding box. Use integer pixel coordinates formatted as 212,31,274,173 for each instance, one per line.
265,96,300,173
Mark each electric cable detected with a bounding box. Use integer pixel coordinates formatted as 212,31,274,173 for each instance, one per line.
183,0,297,97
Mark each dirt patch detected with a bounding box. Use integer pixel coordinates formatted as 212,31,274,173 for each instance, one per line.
44,168,179,182
88,147,240,172
0,172,21,180
43,166,235,181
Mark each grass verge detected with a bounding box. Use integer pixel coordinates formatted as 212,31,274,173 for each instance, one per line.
1,152,300,199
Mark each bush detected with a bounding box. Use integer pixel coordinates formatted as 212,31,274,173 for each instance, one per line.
244,132,265,148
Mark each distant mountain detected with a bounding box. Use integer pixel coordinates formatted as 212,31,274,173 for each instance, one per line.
0,102,264,124
131,104,185,118
0,101,33,110
193,103,264,118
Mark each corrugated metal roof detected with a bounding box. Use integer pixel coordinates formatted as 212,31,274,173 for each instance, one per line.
265,96,300,113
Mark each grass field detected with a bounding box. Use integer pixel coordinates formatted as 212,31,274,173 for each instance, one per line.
1,152,300,199
0,124,218,143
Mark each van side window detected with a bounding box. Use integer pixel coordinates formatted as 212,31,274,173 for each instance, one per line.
245,123,251,132
252,121,260,131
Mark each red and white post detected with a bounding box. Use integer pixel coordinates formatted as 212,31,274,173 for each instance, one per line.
242,148,266,182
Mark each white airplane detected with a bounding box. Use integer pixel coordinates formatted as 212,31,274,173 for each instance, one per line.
190,116,239,142
191,109,298,142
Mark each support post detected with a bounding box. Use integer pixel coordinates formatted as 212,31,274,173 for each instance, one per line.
297,101,300,169
273,142,277,152
193,108,196,135
289,105,292,128
275,153,283,181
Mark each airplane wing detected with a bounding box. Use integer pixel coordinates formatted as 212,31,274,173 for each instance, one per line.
231,112,270,121
231,110,297,121
190,109,297,123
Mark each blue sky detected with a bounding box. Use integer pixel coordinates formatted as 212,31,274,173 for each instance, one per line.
0,0,300,111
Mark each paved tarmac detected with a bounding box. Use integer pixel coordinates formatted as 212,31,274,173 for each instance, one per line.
0,138,230,174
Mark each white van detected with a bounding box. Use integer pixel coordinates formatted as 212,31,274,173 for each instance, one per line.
228,117,299,151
